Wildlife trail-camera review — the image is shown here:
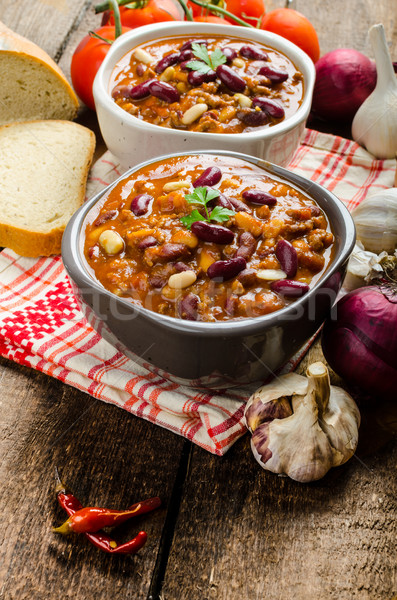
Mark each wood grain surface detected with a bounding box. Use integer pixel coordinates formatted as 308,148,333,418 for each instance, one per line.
0,1,396,599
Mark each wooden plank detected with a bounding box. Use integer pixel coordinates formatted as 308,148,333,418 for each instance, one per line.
0,358,186,599
0,0,91,59
162,344,397,600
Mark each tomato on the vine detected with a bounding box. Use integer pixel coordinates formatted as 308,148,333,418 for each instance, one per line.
260,8,320,63
193,14,230,23
70,26,131,110
104,0,183,28
224,0,265,26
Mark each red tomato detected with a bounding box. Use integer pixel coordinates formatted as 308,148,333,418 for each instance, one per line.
193,15,230,23
186,0,204,18
71,26,131,110
260,8,320,63
105,0,183,28
224,0,265,26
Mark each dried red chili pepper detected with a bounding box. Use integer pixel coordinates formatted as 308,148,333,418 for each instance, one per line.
54,469,161,554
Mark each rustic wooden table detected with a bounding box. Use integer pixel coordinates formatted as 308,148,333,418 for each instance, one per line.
1,2,396,599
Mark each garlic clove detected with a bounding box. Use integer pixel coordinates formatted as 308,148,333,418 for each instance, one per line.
352,189,397,253
352,24,397,159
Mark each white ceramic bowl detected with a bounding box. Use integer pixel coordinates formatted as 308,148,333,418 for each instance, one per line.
93,22,315,170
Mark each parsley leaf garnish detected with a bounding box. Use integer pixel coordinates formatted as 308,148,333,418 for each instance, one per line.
186,43,227,75
208,205,235,224
180,209,206,229
181,186,235,229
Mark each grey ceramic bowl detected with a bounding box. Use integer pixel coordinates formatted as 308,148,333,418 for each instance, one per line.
62,151,355,389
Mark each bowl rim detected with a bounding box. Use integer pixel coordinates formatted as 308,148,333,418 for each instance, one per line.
93,21,316,142
62,149,356,338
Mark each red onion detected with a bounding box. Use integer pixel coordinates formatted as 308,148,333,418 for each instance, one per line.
311,49,376,122
321,283,397,398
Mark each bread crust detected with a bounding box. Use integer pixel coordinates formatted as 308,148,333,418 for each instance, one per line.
0,120,96,257
0,20,79,119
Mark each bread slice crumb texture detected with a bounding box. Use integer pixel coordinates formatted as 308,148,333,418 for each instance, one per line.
0,120,95,256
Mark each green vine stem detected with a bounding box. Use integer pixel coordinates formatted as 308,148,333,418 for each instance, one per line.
109,0,123,37
177,0,194,21
179,0,254,26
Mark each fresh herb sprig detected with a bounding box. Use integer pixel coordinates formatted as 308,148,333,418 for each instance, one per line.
181,186,235,229
186,43,227,75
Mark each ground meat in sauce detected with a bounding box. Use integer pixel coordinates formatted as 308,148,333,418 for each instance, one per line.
84,155,334,322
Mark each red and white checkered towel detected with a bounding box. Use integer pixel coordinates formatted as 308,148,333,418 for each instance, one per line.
0,130,394,455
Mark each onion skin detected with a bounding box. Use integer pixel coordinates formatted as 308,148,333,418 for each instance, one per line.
311,49,376,122
321,285,397,398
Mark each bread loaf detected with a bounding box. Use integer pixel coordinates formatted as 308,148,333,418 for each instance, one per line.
0,120,95,257
0,21,79,125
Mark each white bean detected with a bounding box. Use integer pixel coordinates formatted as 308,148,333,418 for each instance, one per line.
256,269,287,281
181,103,208,125
160,66,175,81
233,58,245,68
133,48,154,65
234,93,252,108
98,230,124,255
162,180,191,192
168,270,197,289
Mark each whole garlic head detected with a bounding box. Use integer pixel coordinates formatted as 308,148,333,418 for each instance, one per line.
244,362,361,483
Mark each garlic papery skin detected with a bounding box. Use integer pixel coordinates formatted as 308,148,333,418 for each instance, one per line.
352,188,397,253
244,363,360,483
352,24,397,159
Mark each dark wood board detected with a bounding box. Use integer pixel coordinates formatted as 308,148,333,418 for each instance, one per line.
0,358,186,599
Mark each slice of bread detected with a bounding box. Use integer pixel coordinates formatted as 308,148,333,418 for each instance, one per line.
0,120,95,257
0,21,79,125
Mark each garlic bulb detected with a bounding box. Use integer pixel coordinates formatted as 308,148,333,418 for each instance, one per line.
244,362,360,483
352,188,397,253
352,24,397,159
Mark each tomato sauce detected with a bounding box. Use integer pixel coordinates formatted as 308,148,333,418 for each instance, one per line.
83,155,334,322
109,35,304,133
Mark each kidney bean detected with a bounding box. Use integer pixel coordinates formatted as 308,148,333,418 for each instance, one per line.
237,268,257,287
216,65,246,93
149,273,168,288
138,236,157,250
130,193,153,216
258,64,288,83
252,97,285,119
235,232,256,261
237,109,268,127
224,294,239,316
129,79,155,100
310,205,322,216
270,279,310,297
275,239,298,278
179,48,194,62
180,39,208,52
242,189,277,206
187,69,217,86
156,243,190,262
155,52,181,74
207,257,246,281
148,80,180,103
240,45,268,61
193,167,222,188
136,63,146,77
179,61,191,72
174,261,190,272
228,197,249,212
93,210,117,227
178,292,199,320
216,193,233,210
221,47,237,63
112,84,133,100
191,221,234,244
